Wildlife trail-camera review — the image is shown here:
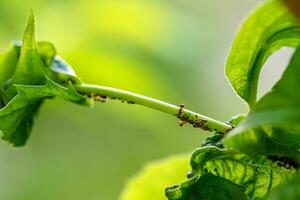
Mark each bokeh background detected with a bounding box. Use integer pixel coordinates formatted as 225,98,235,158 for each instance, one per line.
0,0,293,199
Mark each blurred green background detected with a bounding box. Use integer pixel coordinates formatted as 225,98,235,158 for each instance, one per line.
0,0,267,199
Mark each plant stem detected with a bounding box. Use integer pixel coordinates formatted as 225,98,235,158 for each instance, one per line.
75,84,232,134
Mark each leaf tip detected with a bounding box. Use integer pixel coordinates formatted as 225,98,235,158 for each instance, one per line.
23,8,37,46
29,8,35,22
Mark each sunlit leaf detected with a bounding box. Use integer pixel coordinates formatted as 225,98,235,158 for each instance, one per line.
226,0,300,107
120,155,190,200
225,47,300,162
0,43,20,108
266,173,300,200
0,43,20,87
166,173,247,200
37,41,56,68
12,9,46,86
166,147,296,200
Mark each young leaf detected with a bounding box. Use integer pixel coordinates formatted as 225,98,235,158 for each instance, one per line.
225,46,300,162
166,173,247,200
12,10,46,86
0,43,20,108
0,76,89,146
0,43,20,87
7,40,81,84
0,10,48,106
166,147,296,200
226,0,300,107
0,10,91,146
37,41,57,68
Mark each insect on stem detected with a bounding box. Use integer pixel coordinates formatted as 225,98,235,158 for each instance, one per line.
75,84,233,134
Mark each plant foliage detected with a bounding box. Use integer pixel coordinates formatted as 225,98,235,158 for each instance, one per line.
165,147,296,200
0,0,300,199
0,10,89,146
164,0,300,199
225,47,300,163
226,0,300,107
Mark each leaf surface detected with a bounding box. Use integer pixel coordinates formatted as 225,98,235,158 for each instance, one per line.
266,173,300,200
166,173,247,200
0,77,89,146
120,155,190,200
226,0,300,106
0,44,20,86
165,147,296,200
225,47,300,162
0,11,89,146
12,10,46,86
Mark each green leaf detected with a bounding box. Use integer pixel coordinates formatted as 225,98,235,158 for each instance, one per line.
225,46,300,162
166,173,247,200
15,77,89,104
0,10,89,146
33,40,82,84
202,132,224,148
226,0,300,107
11,40,78,83
12,9,46,86
266,173,300,200
120,154,190,200
0,43,20,87
0,76,90,146
0,10,48,106
0,43,20,108
166,147,296,200
37,41,57,68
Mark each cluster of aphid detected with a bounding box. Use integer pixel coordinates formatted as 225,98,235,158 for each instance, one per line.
177,103,212,131
85,93,108,103
268,155,299,169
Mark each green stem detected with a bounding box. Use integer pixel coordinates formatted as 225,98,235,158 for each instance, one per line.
75,84,232,133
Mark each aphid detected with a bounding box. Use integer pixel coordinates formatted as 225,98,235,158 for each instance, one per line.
178,103,185,115
127,101,135,104
267,155,299,169
178,103,186,126
179,120,186,127
94,94,107,103
87,93,94,98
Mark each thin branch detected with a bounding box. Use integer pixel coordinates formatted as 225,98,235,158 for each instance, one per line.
75,84,232,134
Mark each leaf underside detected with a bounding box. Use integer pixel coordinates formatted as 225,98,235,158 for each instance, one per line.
166,173,247,200
165,147,296,200
265,173,300,200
